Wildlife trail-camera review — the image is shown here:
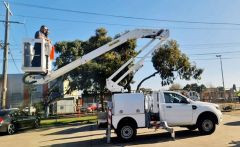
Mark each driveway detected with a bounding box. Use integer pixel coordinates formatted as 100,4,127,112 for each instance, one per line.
0,113,239,147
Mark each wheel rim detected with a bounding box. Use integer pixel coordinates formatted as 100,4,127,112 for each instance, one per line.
202,119,213,132
35,120,40,128
8,124,15,134
121,126,133,139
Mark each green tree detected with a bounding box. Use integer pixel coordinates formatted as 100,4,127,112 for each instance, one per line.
137,40,203,91
139,88,152,95
217,86,224,91
33,102,44,115
183,83,206,93
169,83,182,90
54,28,136,110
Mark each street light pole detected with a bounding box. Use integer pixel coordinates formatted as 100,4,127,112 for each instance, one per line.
216,55,225,97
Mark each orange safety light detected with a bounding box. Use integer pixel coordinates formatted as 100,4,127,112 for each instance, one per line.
50,46,55,60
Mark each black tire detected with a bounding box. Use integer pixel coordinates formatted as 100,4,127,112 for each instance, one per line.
33,119,40,129
7,123,15,135
197,117,216,135
186,125,197,131
116,123,136,141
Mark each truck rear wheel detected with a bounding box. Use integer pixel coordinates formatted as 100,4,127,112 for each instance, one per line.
117,123,136,141
33,119,40,129
197,117,216,135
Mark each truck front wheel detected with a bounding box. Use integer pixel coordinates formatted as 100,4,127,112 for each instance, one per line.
116,123,136,141
197,117,216,135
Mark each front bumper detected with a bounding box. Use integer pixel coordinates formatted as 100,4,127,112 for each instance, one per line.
216,110,223,124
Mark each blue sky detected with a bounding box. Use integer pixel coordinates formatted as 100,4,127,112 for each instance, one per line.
0,0,240,90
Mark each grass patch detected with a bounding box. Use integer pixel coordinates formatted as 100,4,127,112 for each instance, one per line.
40,115,97,127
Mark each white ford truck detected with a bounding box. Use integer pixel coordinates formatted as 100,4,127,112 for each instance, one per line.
108,91,222,141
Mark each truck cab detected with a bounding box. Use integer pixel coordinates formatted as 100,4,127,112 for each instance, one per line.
157,91,222,126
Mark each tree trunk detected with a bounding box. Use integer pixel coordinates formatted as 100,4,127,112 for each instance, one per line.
100,91,104,112
136,71,160,92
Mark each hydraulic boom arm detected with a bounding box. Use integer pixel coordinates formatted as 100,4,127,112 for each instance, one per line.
23,29,169,90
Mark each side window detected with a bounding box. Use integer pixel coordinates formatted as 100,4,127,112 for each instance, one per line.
164,92,187,103
13,111,21,117
173,93,187,103
164,93,174,103
164,93,177,103
171,93,180,103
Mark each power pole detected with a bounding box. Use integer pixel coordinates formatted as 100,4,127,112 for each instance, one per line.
1,2,13,109
216,55,225,98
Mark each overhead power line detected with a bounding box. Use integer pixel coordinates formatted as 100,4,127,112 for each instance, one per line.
188,50,240,56
9,1,240,26
11,14,240,31
0,58,21,61
0,20,23,24
137,49,240,60
2,15,240,31
138,43,240,50
144,56,240,62
9,48,21,72
181,42,240,47
192,57,240,60
15,14,149,28
183,47,240,51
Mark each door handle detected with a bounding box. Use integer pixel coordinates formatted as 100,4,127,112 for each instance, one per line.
166,106,172,108
192,105,197,110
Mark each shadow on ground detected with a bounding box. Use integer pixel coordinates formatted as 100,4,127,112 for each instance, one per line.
42,123,104,136
229,140,240,147
224,121,240,126
0,133,6,136
0,122,99,136
41,130,203,147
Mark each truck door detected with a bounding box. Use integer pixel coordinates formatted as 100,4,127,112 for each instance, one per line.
162,92,193,125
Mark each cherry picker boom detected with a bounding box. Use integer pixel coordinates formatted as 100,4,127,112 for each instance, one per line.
22,29,169,92
22,28,175,142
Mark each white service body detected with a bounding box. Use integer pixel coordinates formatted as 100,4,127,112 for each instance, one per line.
112,93,146,129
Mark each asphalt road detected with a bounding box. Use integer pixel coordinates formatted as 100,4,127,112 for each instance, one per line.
0,113,239,147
